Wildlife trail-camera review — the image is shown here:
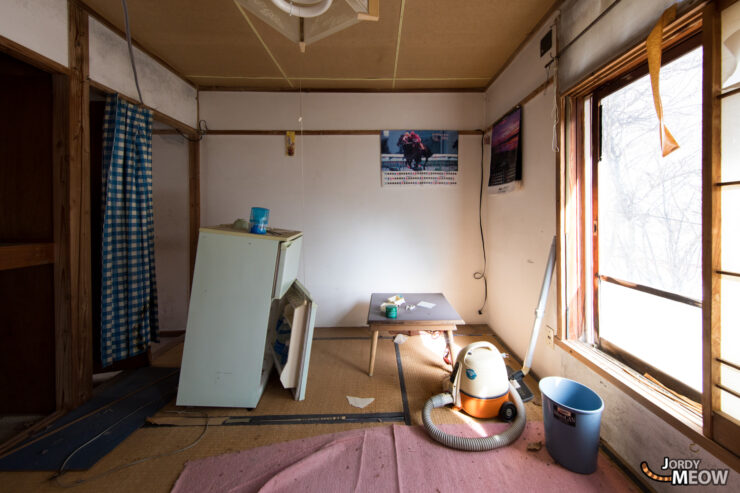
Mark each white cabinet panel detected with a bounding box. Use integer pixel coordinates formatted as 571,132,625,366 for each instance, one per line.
177,227,301,408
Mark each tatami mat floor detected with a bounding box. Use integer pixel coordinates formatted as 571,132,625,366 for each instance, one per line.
0,325,634,493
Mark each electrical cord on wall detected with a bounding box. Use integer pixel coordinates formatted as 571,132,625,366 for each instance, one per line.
474,132,488,315
121,0,144,105
176,120,209,142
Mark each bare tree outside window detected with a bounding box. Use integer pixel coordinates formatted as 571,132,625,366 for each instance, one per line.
597,47,703,392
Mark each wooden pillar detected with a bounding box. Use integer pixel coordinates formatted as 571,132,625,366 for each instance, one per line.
189,139,200,289
701,0,721,439
52,3,92,410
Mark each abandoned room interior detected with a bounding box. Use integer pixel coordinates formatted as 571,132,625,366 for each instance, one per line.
0,0,738,491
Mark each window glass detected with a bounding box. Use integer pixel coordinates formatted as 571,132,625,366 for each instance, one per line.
720,275,740,419
599,281,702,391
720,89,740,182
598,47,703,301
721,186,740,273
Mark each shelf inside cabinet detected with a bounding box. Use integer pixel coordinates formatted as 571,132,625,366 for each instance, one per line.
0,243,54,271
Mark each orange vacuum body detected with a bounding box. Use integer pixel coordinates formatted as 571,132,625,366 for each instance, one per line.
451,342,517,421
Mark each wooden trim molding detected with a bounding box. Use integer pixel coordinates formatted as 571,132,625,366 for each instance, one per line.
0,34,70,76
0,243,54,271
702,0,723,441
189,139,200,290
52,3,93,411
598,274,702,308
196,86,486,93
164,129,484,136
719,85,740,98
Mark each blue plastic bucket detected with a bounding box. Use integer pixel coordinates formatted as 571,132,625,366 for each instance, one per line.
539,377,604,474
249,207,270,234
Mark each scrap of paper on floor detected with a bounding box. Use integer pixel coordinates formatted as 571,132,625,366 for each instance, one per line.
347,396,375,408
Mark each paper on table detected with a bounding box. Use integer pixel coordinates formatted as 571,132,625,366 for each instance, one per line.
346,396,375,409
417,301,436,309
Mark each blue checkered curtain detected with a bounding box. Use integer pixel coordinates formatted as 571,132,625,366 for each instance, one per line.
100,94,159,367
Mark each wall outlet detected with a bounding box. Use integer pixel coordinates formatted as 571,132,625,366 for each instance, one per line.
546,326,555,348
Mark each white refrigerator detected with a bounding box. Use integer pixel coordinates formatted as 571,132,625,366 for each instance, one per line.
176,225,317,408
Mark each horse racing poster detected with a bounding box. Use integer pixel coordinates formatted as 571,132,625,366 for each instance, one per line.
380,130,459,187
488,105,523,194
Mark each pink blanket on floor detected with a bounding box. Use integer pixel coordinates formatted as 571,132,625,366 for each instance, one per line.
171,422,638,493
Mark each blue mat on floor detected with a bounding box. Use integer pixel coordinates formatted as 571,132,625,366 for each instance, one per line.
0,366,179,471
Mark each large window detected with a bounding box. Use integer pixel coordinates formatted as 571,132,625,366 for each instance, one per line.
592,40,704,401
559,2,739,462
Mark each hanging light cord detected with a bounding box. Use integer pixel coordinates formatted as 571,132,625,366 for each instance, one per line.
121,0,144,105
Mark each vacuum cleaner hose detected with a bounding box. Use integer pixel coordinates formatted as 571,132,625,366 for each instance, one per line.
422,382,526,451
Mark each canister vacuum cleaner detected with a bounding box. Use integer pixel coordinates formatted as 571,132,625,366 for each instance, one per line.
422,237,556,451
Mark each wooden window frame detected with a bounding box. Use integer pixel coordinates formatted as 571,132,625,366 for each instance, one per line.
589,33,704,404
556,1,740,470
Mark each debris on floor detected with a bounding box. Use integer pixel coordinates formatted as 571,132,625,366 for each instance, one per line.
527,441,542,452
346,396,375,409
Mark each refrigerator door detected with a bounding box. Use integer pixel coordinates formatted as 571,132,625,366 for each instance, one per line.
292,280,317,401
273,236,303,300
268,280,316,401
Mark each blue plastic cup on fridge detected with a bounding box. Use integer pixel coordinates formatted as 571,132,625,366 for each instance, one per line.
249,207,270,234
539,376,604,474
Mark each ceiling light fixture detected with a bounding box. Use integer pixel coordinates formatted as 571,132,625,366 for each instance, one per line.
236,0,378,52
270,0,334,18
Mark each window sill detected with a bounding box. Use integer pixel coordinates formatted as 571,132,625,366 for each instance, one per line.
554,337,740,471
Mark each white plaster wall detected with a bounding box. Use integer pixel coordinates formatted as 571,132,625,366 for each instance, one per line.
88,17,198,129
199,92,487,327
484,13,557,125
482,90,560,380
483,12,560,380
200,92,485,130
152,134,190,331
0,0,68,68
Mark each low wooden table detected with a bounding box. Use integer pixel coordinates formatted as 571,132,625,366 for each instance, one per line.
366,293,464,376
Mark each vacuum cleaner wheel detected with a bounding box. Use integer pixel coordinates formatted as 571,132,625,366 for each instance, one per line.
499,401,517,421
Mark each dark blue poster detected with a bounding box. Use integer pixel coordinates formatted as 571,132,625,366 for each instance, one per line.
488,106,523,194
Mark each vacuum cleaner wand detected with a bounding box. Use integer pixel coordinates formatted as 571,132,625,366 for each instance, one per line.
518,235,557,379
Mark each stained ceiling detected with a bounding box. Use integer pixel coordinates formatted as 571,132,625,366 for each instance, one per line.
80,0,558,91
